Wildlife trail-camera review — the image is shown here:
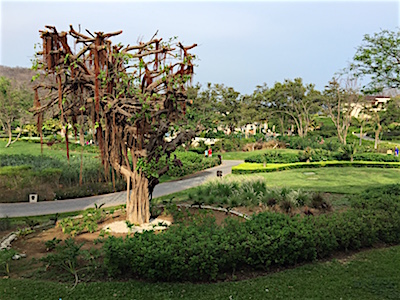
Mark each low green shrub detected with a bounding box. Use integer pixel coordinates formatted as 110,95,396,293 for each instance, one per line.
193,178,325,209
245,151,300,163
0,249,17,277
40,238,101,286
45,238,62,251
54,181,125,200
0,154,106,187
278,135,341,151
0,216,11,231
57,206,108,236
102,192,400,282
232,161,400,174
244,149,399,165
165,151,220,178
0,151,218,202
212,135,257,152
353,152,400,162
0,165,62,202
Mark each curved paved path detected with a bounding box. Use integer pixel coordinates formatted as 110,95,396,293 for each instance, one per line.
0,160,243,218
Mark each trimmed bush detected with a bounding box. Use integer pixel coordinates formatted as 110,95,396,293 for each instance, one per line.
353,152,400,162
232,161,400,175
244,150,399,165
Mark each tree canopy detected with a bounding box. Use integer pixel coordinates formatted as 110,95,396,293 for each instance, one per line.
0,76,32,147
32,25,196,224
323,76,362,145
268,78,320,137
351,29,400,93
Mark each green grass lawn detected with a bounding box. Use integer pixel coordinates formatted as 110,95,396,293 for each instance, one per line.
216,148,299,161
235,167,400,194
0,140,98,159
1,245,399,300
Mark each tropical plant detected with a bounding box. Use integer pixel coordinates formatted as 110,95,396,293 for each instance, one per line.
340,142,357,162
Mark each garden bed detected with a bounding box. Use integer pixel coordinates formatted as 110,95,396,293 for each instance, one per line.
3,205,244,278
3,182,400,285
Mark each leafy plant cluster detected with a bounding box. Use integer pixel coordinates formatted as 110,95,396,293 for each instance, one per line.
57,205,108,237
279,135,342,151
165,151,220,178
44,237,62,251
199,130,226,139
40,238,101,288
0,249,17,277
102,185,400,282
212,135,259,152
188,178,330,212
187,133,267,154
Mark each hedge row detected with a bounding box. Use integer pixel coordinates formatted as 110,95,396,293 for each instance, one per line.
102,186,400,282
245,151,400,164
232,161,400,174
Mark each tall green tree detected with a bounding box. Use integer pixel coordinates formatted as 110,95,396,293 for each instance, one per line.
245,84,270,130
214,84,242,134
323,77,362,145
351,29,400,93
0,77,32,147
186,84,219,133
269,78,320,137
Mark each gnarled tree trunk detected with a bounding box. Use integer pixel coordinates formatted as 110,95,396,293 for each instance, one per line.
126,171,150,224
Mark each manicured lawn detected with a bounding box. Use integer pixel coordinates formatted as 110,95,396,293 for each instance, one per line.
216,148,299,161
1,245,399,299
235,167,400,194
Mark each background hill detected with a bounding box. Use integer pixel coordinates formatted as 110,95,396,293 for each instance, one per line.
0,65,36,88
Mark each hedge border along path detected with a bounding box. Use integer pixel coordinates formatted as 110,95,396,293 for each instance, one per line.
232,161,400,174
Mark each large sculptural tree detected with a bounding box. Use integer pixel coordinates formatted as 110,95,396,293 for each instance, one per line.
32,25,197,224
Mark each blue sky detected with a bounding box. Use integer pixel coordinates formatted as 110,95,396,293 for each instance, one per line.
1,0,399,94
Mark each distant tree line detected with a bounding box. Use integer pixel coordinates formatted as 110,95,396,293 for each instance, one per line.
1,28,400,148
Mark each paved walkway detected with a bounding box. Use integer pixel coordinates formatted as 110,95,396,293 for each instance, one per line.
352,132,375,142
0,160,243,218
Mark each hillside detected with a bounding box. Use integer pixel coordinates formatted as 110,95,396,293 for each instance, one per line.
0,65,36,88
